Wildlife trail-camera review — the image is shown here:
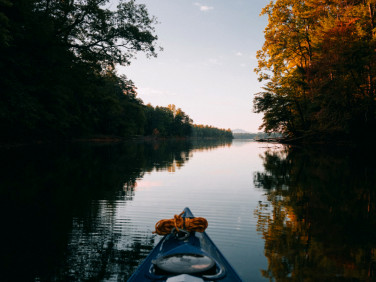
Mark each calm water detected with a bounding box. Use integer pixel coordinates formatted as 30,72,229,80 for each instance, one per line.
1,140,375,281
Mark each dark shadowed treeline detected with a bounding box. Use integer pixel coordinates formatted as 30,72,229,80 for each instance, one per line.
192,124,233,139
144,104,193,137
0,0,160,141
254,1,376,142
0,0,228,143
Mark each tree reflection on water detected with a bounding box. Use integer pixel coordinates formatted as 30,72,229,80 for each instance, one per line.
254,145,376,280
0,139,231,281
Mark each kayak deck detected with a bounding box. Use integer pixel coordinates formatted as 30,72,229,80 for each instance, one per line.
128,207,242,281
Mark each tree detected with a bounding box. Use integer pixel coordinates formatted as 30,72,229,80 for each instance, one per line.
0,0,11,46
143,104,193,137
34,0,160,67
191,125,233,139
254,0,317,136
254,0,376,141
0,0,160,141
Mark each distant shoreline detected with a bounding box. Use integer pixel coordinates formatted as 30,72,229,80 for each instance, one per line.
0,135,234,149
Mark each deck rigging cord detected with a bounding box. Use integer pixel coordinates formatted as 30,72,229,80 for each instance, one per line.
153,211,208,235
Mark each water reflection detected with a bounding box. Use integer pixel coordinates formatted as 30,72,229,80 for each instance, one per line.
0,139,231,281
254,146,376,280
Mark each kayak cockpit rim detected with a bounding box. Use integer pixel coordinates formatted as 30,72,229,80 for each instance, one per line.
127,207,242,281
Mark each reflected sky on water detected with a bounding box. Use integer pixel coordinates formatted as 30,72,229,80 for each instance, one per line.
1,140,375,281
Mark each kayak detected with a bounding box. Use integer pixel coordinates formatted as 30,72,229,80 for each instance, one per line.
127,207,242,281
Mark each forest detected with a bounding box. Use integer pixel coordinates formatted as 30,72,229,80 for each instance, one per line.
254,0,376,142
0,0,231,143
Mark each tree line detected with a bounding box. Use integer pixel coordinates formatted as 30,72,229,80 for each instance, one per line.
191,124,233,139
254,0,376,142
144,104,192,137
0,0,231,142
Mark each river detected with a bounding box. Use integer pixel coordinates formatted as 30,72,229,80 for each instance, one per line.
1,140,375,281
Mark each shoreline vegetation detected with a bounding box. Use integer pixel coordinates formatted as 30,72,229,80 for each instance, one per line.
0,0,231,146
254,1,376,144
2,1,375,147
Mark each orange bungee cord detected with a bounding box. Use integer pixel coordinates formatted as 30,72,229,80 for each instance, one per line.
153,211,208,235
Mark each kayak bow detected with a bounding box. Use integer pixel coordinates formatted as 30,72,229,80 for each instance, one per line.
128,207,242,281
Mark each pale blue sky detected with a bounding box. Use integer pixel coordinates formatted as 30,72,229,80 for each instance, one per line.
118,0,269,132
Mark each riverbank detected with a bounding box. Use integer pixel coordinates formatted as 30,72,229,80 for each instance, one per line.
256,131,376,147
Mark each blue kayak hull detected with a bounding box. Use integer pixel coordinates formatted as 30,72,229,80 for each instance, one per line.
128,207,242,281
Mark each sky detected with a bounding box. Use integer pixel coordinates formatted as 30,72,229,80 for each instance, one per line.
117,0,270,133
